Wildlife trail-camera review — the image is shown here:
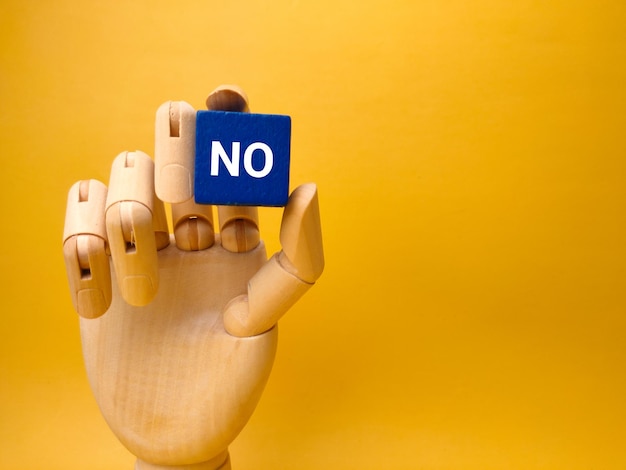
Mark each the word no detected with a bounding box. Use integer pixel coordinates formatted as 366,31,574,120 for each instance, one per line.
210,141,274,179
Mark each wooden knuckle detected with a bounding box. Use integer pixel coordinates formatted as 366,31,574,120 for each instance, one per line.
106,150,155,213
63,179,108,243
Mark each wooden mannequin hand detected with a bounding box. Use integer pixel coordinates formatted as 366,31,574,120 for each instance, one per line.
62,87,324,470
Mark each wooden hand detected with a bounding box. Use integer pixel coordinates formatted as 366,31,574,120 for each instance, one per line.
62,87,324,470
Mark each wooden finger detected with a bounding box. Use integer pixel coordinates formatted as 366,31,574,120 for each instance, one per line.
205,85,260,253
223,184,325,337
105,151,159,306
223,254,312,337
278,183,325,283
154,100,197,203
63,179,112,318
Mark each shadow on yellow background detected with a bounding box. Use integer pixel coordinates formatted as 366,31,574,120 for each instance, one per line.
2,1,626,468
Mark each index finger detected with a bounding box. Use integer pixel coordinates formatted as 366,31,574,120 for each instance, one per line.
154,85,250,204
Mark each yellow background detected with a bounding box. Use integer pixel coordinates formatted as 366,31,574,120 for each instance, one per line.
2,1,626,468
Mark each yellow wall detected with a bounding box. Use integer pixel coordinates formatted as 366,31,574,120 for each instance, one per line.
2,1,626,468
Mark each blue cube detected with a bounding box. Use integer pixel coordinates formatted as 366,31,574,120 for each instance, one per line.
195,111,291,207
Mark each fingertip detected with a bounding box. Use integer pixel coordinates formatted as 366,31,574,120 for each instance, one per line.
120,275,157,307
279,183,324,283
206,85,250,112
159,164,192,201
291,182,318,200
223,295,251,337
76,288,109,319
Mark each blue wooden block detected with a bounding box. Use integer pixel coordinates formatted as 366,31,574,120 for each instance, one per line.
194,111,291,207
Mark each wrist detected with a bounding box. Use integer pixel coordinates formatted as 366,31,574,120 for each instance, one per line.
135,452,230,470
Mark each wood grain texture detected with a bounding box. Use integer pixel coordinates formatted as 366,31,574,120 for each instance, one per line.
80,237,278,466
